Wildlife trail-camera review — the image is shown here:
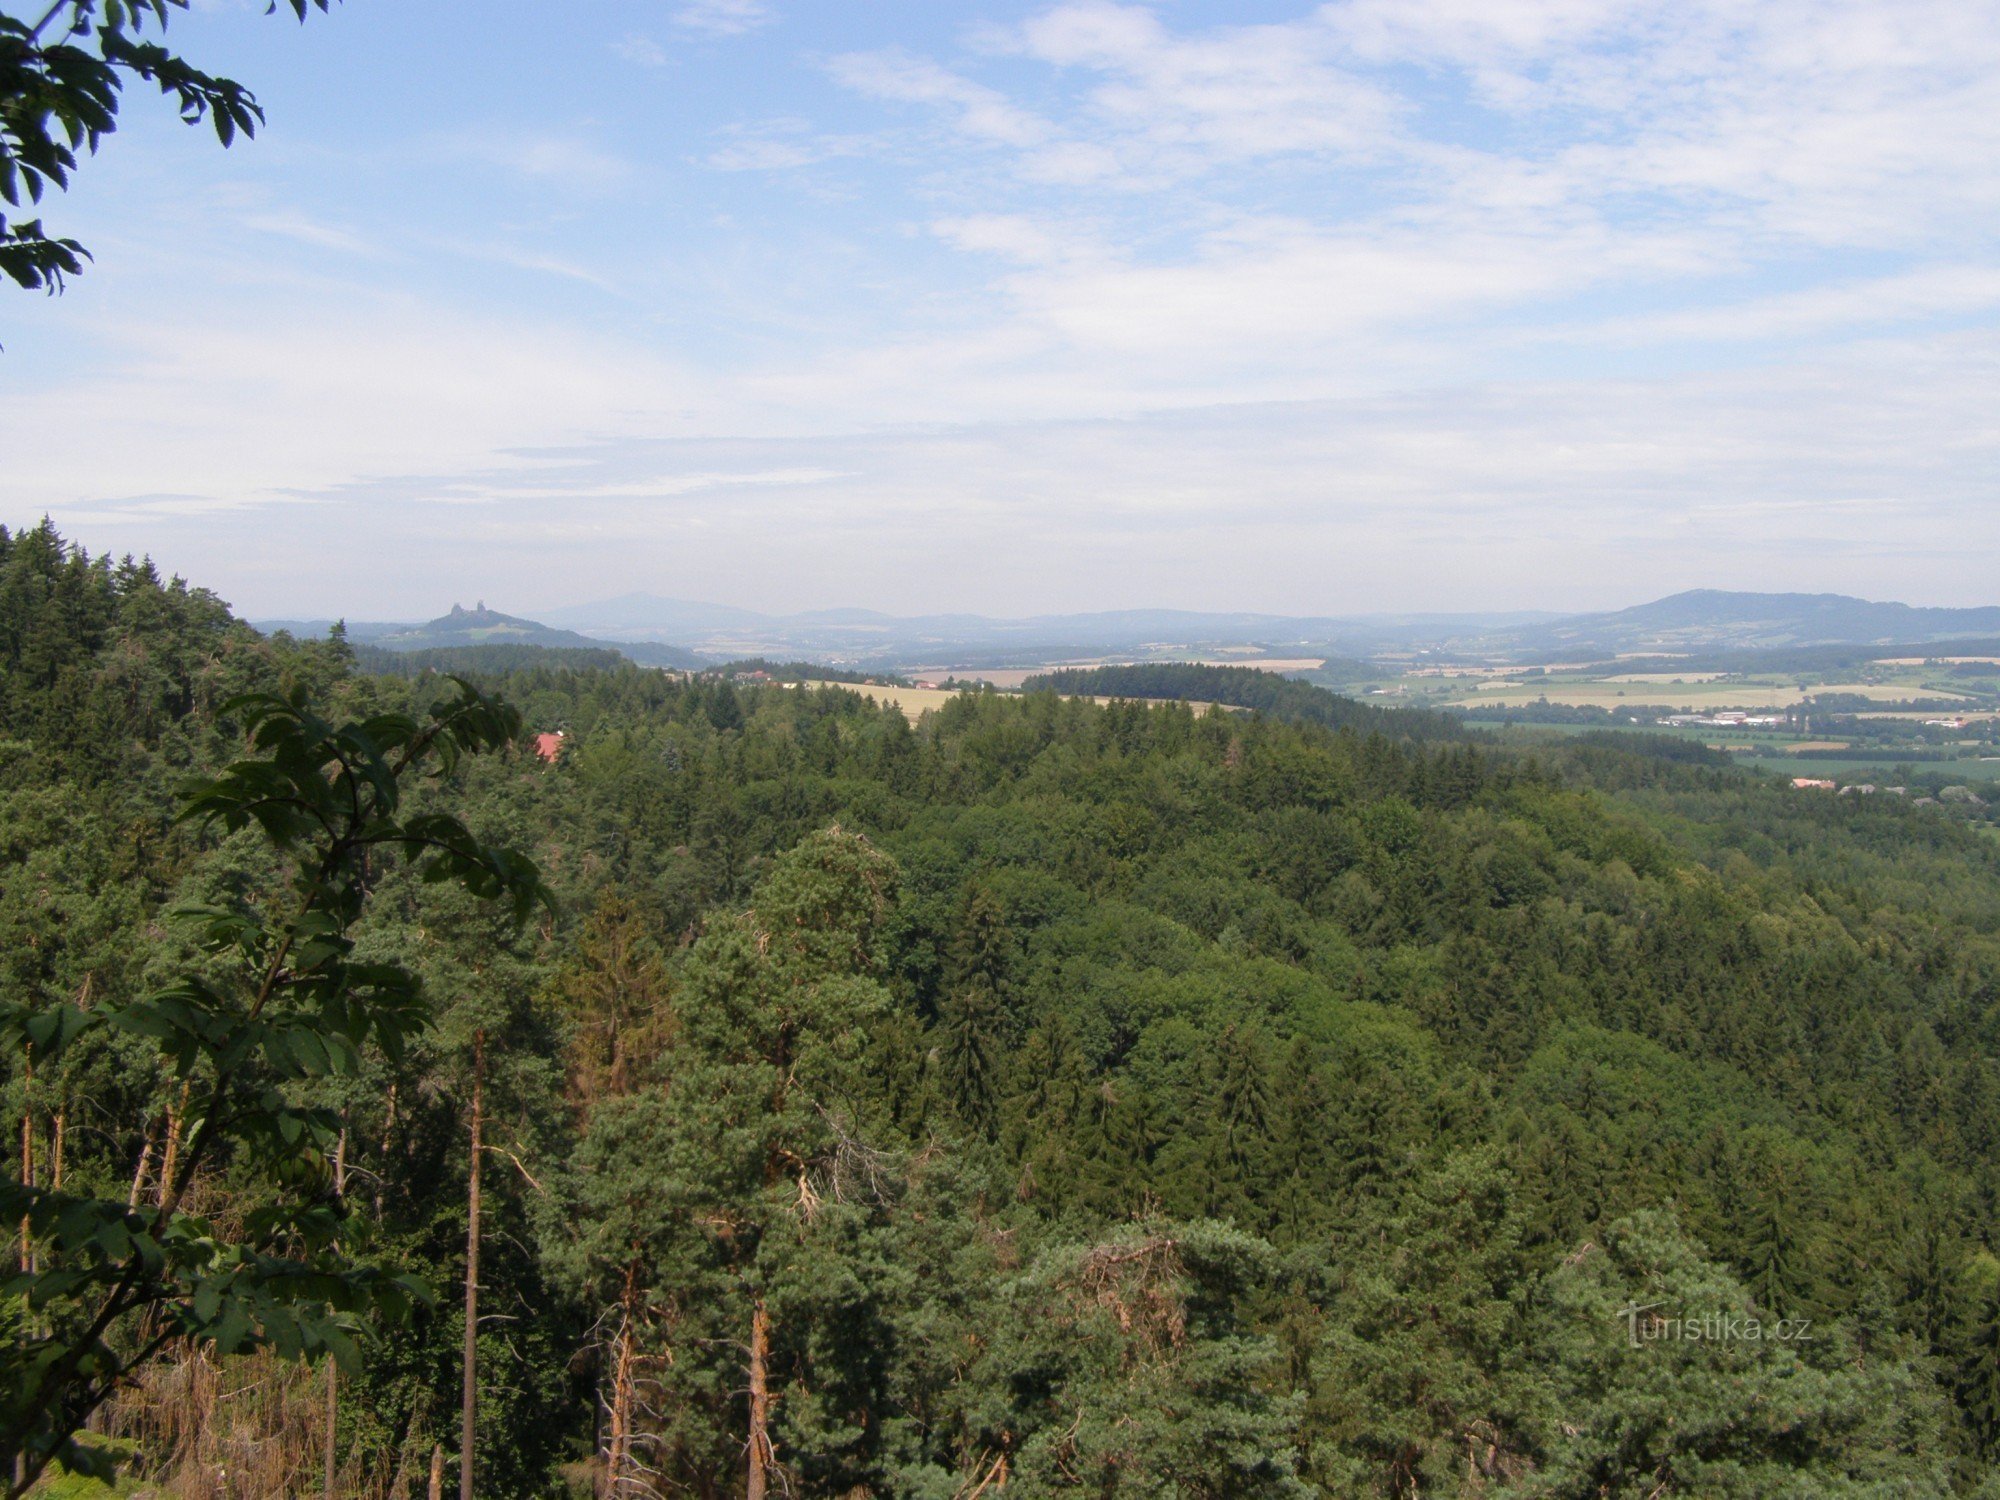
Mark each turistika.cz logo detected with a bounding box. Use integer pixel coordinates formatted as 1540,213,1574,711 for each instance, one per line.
1617,1302,1813,1348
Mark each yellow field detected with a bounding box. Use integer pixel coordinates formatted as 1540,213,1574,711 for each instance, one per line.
793,682,968,719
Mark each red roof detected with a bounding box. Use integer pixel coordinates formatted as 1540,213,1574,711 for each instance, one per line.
533,731,565,764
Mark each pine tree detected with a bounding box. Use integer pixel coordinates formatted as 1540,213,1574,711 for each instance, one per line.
937,982,1000,1137
1961,1282,2000,1458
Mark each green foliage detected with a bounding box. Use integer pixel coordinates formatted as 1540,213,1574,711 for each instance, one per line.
1520,1211,1950,1497
351,641,632,679
1,2,335,293
0,606,546,1490
1023,660,1465,740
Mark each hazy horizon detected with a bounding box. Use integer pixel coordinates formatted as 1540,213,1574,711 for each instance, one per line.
237,583,1999,634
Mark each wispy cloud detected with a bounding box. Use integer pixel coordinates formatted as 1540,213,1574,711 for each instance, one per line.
42,324,2000,617
673,0,773,37
240,212,382,257
614,34,669,66
432,131,634,190
705,120,875,173
829,52,1054,149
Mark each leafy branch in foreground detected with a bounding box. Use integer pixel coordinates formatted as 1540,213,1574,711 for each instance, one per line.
1,0,335,293
0,679,550,1495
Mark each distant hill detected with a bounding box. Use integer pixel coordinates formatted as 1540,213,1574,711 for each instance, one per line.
1506,590,2000,658
263,603,708,670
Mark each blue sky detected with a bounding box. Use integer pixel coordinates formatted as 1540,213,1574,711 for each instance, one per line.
5,0,2000,620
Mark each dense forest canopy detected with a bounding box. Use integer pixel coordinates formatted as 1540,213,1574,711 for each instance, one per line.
7,521,2000,1496
1023,662,1466,741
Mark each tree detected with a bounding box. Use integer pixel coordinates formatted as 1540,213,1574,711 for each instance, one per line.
0,679,548,1493
1961,1280,2000,1459
1,0,334,293
936,983,1000,1137
1520,1210,1950,1497
985,1222,1311,1496
1310,1151,1536,1494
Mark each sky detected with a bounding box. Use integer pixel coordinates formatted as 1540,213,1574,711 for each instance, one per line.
4,0,2000,621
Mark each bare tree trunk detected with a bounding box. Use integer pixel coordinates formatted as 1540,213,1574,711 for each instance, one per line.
157,1080,190,1209
50,1107,63,1194
607,1261,639,1494
18,1075,34,1273
128,1113,159,1208
427,1442,445,1500
324,1119,348,1500
460,1032,485,1500
746,1298,772,1500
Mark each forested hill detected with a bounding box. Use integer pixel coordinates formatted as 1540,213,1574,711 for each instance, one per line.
267,602,712,670
350,640,635,677
1024,660,1464,739
10,518,2000,1496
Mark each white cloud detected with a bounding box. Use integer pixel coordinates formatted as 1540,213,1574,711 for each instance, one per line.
1008,2,1401,168
705,120,875,172
614,34,670,66
91,325,2000,618
433,131,634,190
673,0,772,37
929,214,1081,265
4,298,713,518
1596,266,2000,345
240,212,381,257
829,52,1054,149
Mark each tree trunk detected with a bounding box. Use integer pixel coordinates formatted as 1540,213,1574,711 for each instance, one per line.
427,1442,445,1500
746,1298,772,1500
18,1079,34,1274
128,1113,159,1209
324,1120,348,1500
607,1261,639,1495
157,1082,189,1209
460,1031,485,1500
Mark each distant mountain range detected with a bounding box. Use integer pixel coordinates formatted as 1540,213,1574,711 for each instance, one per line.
1493,590,2000,658
257,590,2000,672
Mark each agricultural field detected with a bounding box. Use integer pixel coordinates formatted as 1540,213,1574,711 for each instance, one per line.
1448,676,1971,710
1340,656,1994,713
793,681,971,719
